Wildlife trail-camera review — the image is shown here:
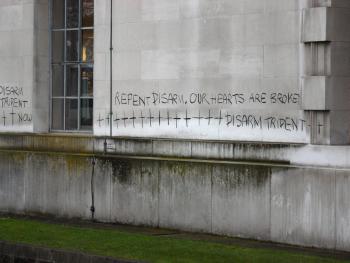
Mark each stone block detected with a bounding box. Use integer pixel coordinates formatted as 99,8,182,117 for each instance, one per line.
328,8,350,41
271,167,336,249
158,161,212,232
113,139,153,156
303,42,331,76
191,141,234,159
152,140,192,158
331,0,350,7
62,157,91,219
220,46,263,77
94,53,107,81
110,159,159,226
331,42,350,77
302,7,328,42
302,76,350,111
141,50,179,80
112,0,141,23
302,76,327,110
24,154,65,216
94,0,110,26
336,170,350,251
329,110,350,145
0,153,25,213
113,51,141,80
180,0,244,18
212,164,271,240
302,7,350,42
141,0,180,21
264,11,300,44
265,0,299,11
264,44,299,77
94,25,110,53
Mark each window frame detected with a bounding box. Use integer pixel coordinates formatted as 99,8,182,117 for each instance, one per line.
49,0,94,133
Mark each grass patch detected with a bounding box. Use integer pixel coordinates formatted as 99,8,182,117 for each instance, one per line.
0,217,346,263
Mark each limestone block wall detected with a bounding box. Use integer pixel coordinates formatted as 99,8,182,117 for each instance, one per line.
0,0,349,144
0,0,36,132
88,0,350,144
0,0,49,133
94,0,309,143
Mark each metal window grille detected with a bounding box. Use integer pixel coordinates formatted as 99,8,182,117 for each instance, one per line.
50,0,94,132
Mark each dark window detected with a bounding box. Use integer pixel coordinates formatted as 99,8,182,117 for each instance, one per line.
51,0,94,131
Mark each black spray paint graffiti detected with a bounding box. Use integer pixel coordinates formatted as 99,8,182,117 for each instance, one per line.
97,109,318,133
0,97,29,108
115,92,300,107
0,86,24,96
0,85,32,126
0,85,28,109
0,109,32,127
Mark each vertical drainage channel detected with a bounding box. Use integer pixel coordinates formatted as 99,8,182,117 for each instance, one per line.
104,0,113,154
109,0,113,138
90,157,96,221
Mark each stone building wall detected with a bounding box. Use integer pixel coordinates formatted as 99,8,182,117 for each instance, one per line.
1,0,350,144
95,0,307,142
0,0,350,252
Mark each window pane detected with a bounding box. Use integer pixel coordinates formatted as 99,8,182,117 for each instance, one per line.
66,30,79,61
81,29,93,62
81,67,93,97
67,0,79,28
51,0,94,133
52,98,64,130
65,99,78,130
52,31,64,63
52,65,64,96
52,0,65,29
80,99,93,130
66,65,78,96
82,0,94,27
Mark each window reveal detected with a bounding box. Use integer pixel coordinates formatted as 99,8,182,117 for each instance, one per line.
51,0,94,131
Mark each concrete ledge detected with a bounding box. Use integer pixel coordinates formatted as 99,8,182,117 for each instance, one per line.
0,134,303,164
0,134,350,167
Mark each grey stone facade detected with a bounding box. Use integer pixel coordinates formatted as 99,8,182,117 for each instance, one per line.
0,0,350,252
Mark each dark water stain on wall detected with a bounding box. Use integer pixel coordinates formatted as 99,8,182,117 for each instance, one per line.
96,157,133,184
213,164,271,197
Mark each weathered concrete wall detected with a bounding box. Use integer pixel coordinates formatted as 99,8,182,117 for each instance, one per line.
1,143,350,251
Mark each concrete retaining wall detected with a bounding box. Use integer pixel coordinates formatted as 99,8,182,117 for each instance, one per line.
0,148,349,251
